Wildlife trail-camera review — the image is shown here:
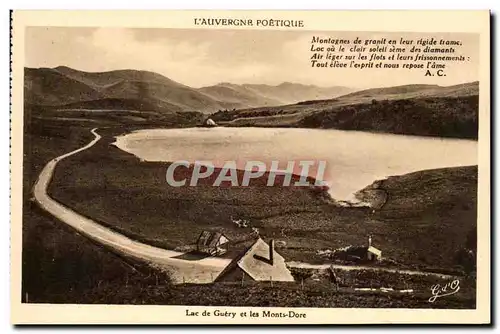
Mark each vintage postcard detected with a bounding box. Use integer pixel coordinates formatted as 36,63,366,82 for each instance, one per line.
10,10,490,324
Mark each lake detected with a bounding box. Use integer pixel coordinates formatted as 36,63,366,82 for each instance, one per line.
114,127,478,201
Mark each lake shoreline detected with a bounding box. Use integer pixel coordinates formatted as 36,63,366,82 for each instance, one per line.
43,125,478,273
113,126,478,202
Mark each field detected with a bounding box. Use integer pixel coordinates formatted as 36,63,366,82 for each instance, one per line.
21,117,171,303
19,62,482,310
42,122,478,273
73,279,475,309
21,108,477,307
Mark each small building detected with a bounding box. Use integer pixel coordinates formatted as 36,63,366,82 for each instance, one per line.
366,235,382,261
203,118,217,127
330,235,382,263
215,238,294,282
196,231,230,256
367,246,382,261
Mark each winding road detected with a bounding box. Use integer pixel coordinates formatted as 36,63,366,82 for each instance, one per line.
33,128,455,284
33,128,230,284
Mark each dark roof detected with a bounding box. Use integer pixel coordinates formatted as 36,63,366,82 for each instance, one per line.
215,238,257,281
196,231,229,248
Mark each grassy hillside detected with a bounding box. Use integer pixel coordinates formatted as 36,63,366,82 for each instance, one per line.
211,82,479,139
46,122,477,271
358,166,477,272
299,95,478,139
22,115,477,306
199,84,283,108
25,66,354,114
339,82,478,100
26,102,204,128
245,82,354,103
21,118,171,303
53,65,187,88
52,97,181,113
25,67,238,114
212,82,478,123
24,68,104,105
200,82,354,107
69,279,475,308
97,79,241,113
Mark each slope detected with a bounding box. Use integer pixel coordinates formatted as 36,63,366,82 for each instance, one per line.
244,82,354,104
199,83,283,108
26,66,240,114
24,67,104,106
210,81,479,139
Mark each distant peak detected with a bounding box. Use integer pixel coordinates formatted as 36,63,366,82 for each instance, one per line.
53,65,80,73
216,82,239,87
277,82,315,88
54,65,72,70
53,66,157,76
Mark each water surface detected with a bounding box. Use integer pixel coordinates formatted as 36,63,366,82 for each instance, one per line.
114,127,477,200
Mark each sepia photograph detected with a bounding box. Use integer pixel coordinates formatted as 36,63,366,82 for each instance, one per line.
10,10,491,324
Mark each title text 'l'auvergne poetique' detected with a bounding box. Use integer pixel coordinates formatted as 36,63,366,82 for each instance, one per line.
194,18,304,28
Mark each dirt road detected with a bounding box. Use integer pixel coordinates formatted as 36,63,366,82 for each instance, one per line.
33,128,457,284
33,128,230,284
287,262,456,279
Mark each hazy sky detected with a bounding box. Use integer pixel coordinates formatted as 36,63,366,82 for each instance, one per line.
25,27,479,89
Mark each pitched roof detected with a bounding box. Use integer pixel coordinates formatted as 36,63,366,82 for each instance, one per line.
367,246,382,256
197,231,229,248
216,238,294,282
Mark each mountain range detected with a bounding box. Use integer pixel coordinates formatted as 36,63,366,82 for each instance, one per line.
24,66,479,139
24,66,354,114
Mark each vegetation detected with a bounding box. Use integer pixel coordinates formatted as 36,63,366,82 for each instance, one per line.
22,113,477,308
111,281,475,309
22,116,168,303
25,66,353,114
210,82,479,140
21,70,478,307
299,96,478,139
211,95,478,140
41,118,478,273
26,103,204,128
